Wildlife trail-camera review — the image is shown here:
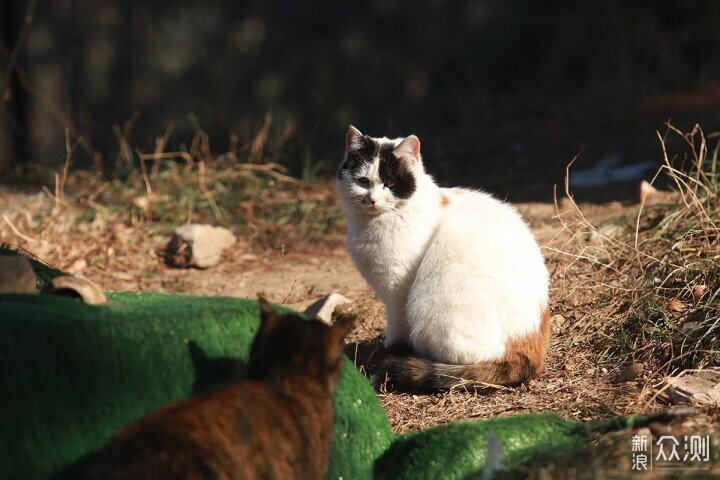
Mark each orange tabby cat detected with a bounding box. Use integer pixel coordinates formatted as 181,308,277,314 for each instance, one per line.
82,298,355,480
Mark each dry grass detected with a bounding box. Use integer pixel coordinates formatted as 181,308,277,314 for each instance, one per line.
552,123,720,384
0,120,345,290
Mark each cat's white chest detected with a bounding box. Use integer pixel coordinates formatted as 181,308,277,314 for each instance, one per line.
346,212,434,302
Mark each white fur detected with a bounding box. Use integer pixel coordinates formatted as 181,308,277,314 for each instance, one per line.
338,133,549,365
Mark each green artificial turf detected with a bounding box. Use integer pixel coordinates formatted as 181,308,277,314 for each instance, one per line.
375,413,591,480
373,412,684,480
0,291,393,480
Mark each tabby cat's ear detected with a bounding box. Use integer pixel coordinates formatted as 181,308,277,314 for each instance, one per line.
258,297,281,331
329,314,356,344
346,125,364,150
393,135,421,163
324,314,355,366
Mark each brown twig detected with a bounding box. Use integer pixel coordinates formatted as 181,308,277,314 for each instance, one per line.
135,148,153,195
151,122,174,181
197,160,223,221
248,111,272,163
2,213,39,244
112,110,142,174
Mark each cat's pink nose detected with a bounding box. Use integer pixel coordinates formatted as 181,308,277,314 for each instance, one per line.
370,197,378,205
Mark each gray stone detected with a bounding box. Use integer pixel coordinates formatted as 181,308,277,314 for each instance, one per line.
0,256,36,293
611,362,644,384
665,368,720,406
44,276,107,305
640,180,678,206
587,223,623,244
165,224,236,268
551,314,567,334
304,293,352,325
680,321,699,334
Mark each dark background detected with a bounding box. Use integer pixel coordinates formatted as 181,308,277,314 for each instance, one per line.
2,0,720,201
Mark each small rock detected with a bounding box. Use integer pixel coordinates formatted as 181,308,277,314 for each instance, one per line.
551,314,567,334
0,256,36,293
680,321,699,333
43,276,107,305
587,223,623,244
612,362,644,384
640,180,678,206
640,180,659,204
665,368,720,406
304,293,352,325
164,224,236,268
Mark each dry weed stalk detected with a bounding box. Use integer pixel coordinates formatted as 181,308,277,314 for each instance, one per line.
112,110,142,174
248,111,272,164
555,122,720,381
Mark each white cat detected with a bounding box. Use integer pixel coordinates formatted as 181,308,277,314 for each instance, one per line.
337,125,550,391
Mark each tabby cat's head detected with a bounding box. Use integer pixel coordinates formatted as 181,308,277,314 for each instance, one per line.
337,126,423,215
247,298,355,390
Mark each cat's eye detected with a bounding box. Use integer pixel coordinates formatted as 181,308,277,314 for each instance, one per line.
357,177,370,186
385,181,394,189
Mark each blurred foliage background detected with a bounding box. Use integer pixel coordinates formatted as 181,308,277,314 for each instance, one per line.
2,0,720,199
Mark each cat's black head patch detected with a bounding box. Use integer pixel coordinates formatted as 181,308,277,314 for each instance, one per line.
377,143,416,200
337,135,373,180
338,136,416,200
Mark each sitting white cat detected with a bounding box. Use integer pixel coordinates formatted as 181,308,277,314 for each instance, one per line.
337,126,550,391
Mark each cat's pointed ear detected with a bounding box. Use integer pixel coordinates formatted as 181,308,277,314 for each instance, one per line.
393,135,421,163
328,313,356,344
258,296,281,330
187,341,208,365
324,314,356,366
346,125,364,151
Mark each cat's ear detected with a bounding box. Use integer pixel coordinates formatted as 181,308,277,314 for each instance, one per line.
324,314,355,366
258,296,281,331
393,135,421,163
328,313,356,344
346,125,364,151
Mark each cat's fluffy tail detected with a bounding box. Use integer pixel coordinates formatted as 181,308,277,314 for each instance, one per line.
377,352,539,392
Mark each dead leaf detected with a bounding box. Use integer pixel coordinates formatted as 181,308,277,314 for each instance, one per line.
693,285,707,303
667,298,686,313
